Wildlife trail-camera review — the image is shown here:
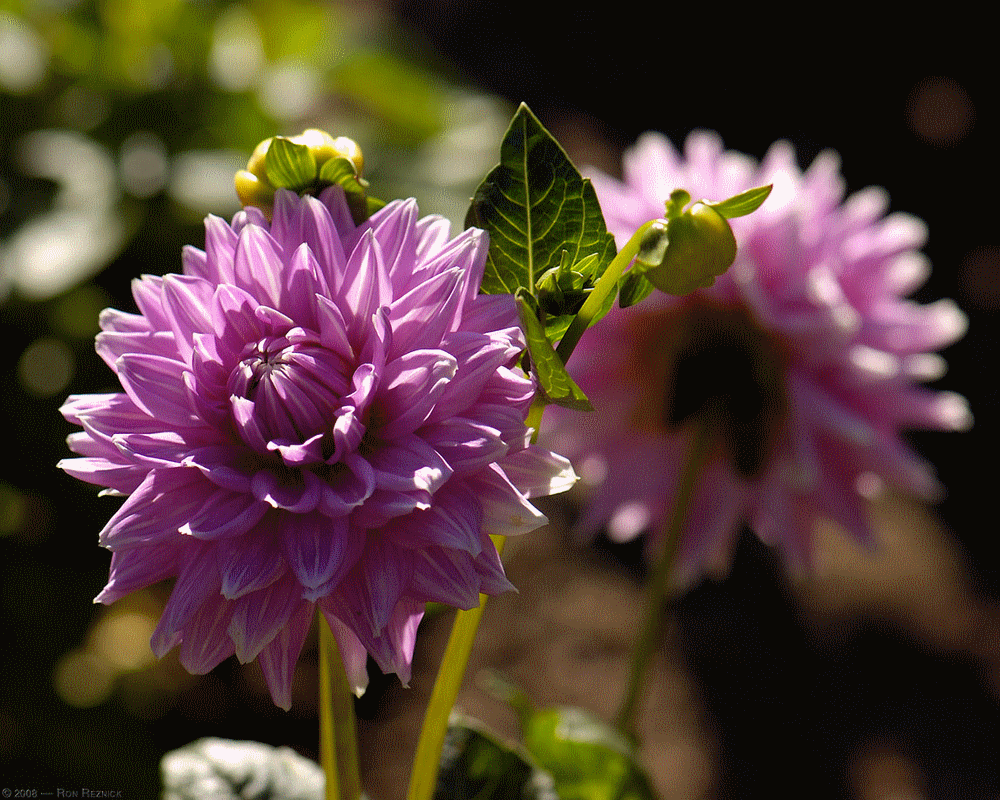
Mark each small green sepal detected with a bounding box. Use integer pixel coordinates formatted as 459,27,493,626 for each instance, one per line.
706,183,773,219
664,188,691,219
265,137,318,191
618,270,656,308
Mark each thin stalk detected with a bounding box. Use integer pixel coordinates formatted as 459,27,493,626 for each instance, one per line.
318,611,362,800
555,220,653,364
406,536,507,800
614,422,711,741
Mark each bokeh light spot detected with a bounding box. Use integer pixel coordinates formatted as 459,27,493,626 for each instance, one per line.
53,649,116,708
120,130,169,198
906,76,975,146
17,337,75,397
210,4,264,92
0,13,48,93
958,244,1000,312
0,482,27,536
91,610,158,672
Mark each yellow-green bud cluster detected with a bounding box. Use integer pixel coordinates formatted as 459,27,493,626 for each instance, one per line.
234,129,365,218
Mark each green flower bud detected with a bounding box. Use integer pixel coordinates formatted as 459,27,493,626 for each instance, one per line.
234,129,371,221
637,202,737,295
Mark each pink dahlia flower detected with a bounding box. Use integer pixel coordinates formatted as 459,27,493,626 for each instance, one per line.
59,187,575,708
543,132,971,585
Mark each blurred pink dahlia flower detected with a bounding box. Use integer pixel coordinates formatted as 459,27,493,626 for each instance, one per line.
59,187,575,708
543,132,971,585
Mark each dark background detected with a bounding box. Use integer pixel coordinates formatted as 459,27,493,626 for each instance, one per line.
2,3,996,798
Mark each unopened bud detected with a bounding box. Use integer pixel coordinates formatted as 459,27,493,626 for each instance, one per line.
637,203,736,295
234,129,368,220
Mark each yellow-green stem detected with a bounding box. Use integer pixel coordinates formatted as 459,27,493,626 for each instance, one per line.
406,536,507,800
318,612,362,800
555,220,653,364
614,422,710,741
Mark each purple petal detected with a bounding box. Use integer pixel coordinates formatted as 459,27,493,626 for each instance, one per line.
150,539,221,657
98,468,211,549
203,214,238,284
130,275,171,331
233,223,284,308
160,274,216,363
317,608,370,696
179,488,268,540
279,243,330,328
408,546,481,609
376,350,457,439
339,230,390,349
178,593,236,674
217,522,285,600
99,307,151,334
368,434,452,495
96,331,179,371
419,417,508,475
387,267,466,357
228,575,305,662
317,453,376,517
386,480,483,554
95,542,179,604
496,445,577,498
468,463,547,536
257,601,314,710
117,353,201,428
279,513,361,600
181,244,210,280
251,468,323,514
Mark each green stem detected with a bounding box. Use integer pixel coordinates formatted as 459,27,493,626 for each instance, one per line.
525,395,545,445
406,536,507,800
614,422,711,741
555,220,654,364
318,611,362,800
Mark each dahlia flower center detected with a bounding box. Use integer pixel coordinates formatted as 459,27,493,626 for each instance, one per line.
627,299,789,478
228,328,353,451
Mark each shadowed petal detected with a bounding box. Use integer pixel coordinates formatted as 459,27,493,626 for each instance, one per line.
179,593,235,674
228,576,306,662
150,539,221,657
279,514,361,601
257,601,314,710
95,542,180,604
217,522,285,600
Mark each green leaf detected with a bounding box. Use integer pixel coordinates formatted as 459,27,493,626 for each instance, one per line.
706,183,773,219
436,714,558,800
466,103,617,300
618,270,655,308
265,136,317,191
522,707,657,800
518,297,593,412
